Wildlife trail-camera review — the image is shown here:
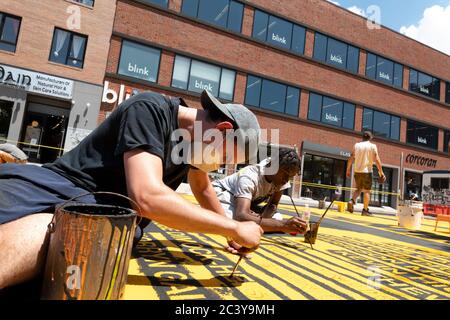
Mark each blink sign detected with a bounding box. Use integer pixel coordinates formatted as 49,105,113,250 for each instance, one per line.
118,40,160,83
330,54,343,65
0,64,73,99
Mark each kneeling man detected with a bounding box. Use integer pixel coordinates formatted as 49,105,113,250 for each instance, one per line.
212,148,307,235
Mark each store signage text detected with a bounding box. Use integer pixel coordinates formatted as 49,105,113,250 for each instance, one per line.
128,63,150,77
406,154,437,168
417,136,427,145
325,113,339,122
419,86,430,94
379,72,390,81
330,54,343,64
272,33,287,45
194,80,213,92
102,81,133,105
0,64,73,99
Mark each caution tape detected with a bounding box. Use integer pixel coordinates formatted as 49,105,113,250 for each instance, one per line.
296,181,401,197
0,138,65,151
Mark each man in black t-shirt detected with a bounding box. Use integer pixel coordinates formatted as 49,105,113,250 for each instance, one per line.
0,90,262,290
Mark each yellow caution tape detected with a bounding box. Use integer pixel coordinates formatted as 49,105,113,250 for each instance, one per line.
0,138,65,151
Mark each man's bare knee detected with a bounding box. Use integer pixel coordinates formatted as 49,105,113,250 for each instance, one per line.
0,213,53,289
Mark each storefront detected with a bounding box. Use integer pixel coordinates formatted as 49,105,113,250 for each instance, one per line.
0,63,103,163
300,141,351,202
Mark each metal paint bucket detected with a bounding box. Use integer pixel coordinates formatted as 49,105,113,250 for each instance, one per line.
41,192,139,300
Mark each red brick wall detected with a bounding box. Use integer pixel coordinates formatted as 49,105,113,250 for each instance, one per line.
102,0,450,172
246,0,450,81
0,0,116,85
111,1,450,130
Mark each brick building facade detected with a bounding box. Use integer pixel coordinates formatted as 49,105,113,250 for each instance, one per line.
100,0,450,208
0,0,116,162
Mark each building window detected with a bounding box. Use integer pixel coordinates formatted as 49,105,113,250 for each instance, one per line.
308,93,355,129
49,28,87,68
245,76,300,116
72,0,95,7
444,130,450,154
118,40,161,83
172,55,236,100
406,120,438,150
362,108,400,140
365,53,403,88
141,0,168,7
446,82,450,105
252,9,306,55
313,32,359,73
0,13,21,53
181,0,243,33
431,178,449,191
409,68,440,100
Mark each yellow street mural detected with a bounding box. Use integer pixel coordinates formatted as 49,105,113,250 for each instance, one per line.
124,195,450,300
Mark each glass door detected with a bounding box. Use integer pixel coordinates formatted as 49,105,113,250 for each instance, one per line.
20,102,69,163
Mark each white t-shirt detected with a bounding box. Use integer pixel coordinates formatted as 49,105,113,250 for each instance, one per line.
212,159,291,204
353,141,378,173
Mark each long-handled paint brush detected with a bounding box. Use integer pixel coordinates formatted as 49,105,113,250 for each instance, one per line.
229,215,263,278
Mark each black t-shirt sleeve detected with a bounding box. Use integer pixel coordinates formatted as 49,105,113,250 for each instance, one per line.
114,100,167,160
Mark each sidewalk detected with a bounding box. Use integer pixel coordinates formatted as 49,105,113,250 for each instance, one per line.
175,183,399,216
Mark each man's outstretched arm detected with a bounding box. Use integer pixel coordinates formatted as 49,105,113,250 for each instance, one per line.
188,168,226,216
124,149,262,248
234,197,306,234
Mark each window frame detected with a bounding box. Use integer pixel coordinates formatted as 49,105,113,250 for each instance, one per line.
446,82,450,105
408,68,441,101
0,12,22,53
444,130,450,154
313,32,360,74
251,9,306,56
117,39,162,84
181,0,244,33
406,119,439,150
71,0,95,7
48,27,88,69
307,92,355,130
362,108,401,141
244,75,301,117
171,54,237,101
365,52,404,88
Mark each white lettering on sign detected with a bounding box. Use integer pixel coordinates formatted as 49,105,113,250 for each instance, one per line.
102,81,132,105
330,54,343,64
419,86,430,94
379,72,391,81
325,113,339,122
0,64,73,99
417,136,427,144
194,80,213,92
128,63,150,77
271,33,287,44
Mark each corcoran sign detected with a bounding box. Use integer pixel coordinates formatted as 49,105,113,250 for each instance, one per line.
0,64,73,99
406,154,437,168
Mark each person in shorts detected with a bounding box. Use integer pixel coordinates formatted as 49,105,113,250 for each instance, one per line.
346,131,385,216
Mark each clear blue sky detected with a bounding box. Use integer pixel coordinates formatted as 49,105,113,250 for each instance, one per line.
333,0,450,31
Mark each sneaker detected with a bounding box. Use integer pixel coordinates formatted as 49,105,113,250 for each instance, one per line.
361,209,373,217
347,200,354,213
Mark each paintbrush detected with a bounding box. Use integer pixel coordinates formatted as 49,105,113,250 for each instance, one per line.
229,215,263,278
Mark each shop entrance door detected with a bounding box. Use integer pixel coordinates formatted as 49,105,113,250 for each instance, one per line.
20,102,69,163
368,167,393,207
302,154,347,201
0,100,14,142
